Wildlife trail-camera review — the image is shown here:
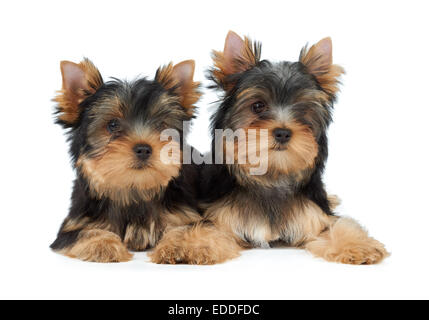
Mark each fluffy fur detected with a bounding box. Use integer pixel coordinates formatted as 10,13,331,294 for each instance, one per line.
51,58,202,262
151,32,389,265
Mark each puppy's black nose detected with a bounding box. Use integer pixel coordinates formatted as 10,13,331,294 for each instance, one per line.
273,128,292,144
133,144,152,161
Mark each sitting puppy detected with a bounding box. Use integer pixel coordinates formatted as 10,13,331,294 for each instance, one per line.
51,58,201,262
150,32,389,265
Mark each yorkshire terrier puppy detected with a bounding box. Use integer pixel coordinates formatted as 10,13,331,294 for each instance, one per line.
151,31,389,265
51,58,202,262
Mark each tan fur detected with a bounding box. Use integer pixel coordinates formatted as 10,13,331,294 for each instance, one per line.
169,34,384,266
149,223,241,265
293,88,331,105
164,196,387,265
283,201,334,246
205,198,331,247
234,88,271,110
299,37,344,95
124,223,158,251
62,217,116,234
77,130,181,206
219,85,319,180
59,229,133,263
54,58,103,124
60,205,202,258
155,60,201,115
305,217,389,265
205,200,273,247
224,120,318,182
161,207,202,229
212,31,260,88
150,199,331,265
328,194,341,210
156,63,176,88
267,120,319,175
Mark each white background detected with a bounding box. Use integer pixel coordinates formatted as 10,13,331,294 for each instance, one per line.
1,0,428,299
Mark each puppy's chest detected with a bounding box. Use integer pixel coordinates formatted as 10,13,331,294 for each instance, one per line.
123,219,162,251
214,192,319,248
112,202,165,251
238,199,291,248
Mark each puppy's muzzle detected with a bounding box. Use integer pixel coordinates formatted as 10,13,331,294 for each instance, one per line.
133,144,152,161
273,128,292,144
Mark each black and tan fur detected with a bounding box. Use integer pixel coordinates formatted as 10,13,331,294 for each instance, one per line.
150,32,389,265
51,58,202,262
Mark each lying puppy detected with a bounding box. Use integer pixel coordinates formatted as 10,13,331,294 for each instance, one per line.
51,58,201,262
151,32,389,265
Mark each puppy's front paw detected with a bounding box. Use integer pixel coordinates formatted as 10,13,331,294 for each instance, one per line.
65,229,133,263
149,225,241,265
326,239,389,265
150,242,219,265
306,217,389,265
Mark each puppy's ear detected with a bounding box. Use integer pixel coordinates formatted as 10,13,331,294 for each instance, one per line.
156,60,201,116
299,37,344,96
211,31,261,89
54,58,103,127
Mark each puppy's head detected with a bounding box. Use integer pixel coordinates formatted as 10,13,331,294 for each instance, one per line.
209,31,344,183
54,58,200,203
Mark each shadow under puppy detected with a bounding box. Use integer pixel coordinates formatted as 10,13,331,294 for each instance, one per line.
51,58,201,262
150,31,389,265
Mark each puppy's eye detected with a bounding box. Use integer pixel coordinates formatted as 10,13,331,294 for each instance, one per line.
107,118,121,133
251,101,266,114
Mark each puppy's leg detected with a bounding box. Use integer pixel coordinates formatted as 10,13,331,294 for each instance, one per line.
53,229,133,263
328,194,341,211
305,217,389,265
149,222,242,265
285,200,388,264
